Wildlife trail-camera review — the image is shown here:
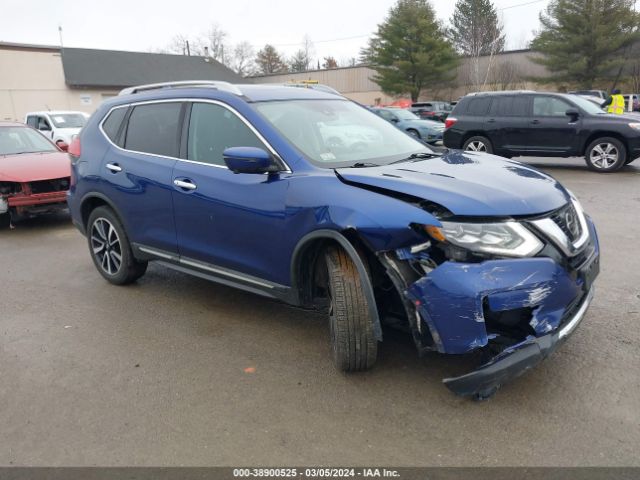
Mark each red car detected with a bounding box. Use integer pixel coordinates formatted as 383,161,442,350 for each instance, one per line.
0,122,71,229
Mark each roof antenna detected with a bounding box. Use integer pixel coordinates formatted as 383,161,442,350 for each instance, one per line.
58,25,64,49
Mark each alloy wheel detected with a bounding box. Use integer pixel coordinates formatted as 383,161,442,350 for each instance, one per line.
90,217,122,275
466,141,487,152
590,143,619,169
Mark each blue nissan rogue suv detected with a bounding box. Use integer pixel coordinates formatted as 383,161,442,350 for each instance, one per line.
67,81,600,399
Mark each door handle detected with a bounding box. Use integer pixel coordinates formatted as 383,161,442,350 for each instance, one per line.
487,118,496,123
106,163,122,173
531,119,540,125
173,179,197,190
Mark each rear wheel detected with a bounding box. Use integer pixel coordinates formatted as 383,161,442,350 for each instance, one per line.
87,206,147,285
463,136,493,154
325,246,378,372
585,137,627,172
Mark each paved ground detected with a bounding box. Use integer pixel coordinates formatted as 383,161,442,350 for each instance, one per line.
1,157,639,467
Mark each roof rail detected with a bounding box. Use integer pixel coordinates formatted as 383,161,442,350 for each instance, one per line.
119,81,243,96
280,82,341,96
466,90,536,96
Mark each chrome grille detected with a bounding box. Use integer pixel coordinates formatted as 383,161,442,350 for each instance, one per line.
549,202,582,243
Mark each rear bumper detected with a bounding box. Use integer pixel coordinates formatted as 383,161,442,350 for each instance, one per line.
443,288,594,398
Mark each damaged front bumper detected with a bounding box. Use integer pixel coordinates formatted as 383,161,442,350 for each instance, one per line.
443,287,594,398
402,218,599,398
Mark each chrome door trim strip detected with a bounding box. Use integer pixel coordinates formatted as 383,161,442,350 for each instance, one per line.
98,98,292,173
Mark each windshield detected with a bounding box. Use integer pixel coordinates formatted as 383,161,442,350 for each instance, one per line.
0,126,58,155
392,109,419,120
254,100,431,167
49,113,87,128
568,95,606,114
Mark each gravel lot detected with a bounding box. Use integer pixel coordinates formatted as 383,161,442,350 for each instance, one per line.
1,157,639,466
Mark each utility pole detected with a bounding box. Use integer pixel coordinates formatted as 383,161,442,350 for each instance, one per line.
58,25,64,48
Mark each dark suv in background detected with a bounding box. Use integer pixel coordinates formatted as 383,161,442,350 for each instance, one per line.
443,91,640,172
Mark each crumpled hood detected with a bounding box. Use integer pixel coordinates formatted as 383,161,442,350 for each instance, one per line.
336,151,570,216
0,152,71,183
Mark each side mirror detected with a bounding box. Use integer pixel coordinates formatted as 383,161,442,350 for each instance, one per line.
565,108,580,120
223,147,277,174
56,140,69,152
39,123,51,131
390,117,399,123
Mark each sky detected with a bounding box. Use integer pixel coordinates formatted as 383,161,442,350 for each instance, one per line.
0,0,551,65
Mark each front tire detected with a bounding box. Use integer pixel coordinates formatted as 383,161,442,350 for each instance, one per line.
585,137,627,172
325,246,378,372
407,129,421,139
463,135,493,154
87,206,147,285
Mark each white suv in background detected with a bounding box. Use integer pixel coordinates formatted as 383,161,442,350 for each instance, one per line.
24,111,90,150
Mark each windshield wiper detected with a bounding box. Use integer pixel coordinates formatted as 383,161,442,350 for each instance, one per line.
389,152,443,165
350,162,381,168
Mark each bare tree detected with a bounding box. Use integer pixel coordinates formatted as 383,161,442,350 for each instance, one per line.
302,34,315,71
322,56,338,69
161,34,194,55
202,23,230,65
490,60,524,91
232,41,256,77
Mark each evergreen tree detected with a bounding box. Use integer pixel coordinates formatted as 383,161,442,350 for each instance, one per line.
531,0,640,88
255,44,288,75
362,0,459,102
448,0,505,56
289,50,308,72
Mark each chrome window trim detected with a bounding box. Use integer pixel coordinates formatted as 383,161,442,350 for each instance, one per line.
98,98,292,173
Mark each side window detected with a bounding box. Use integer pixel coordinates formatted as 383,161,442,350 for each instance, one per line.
377,110,393,121
511,96,530,116
26,116,37,128
187,103,265,166
490,96,528,116
124,103,182,157
533,97,571,117
102,107,128,145
490,97,511,116
466,97,491,116
37,116,51,130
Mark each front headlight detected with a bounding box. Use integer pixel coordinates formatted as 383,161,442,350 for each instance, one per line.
628,123,640,131
427,221,543,257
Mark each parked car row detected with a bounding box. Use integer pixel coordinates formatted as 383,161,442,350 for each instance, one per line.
371,107,445,144
443,90,640,172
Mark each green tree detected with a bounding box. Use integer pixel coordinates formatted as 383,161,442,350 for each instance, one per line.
362,0,459,102
255,44,288,75
289,50,308,72
448,0,505,56
530,0,640,88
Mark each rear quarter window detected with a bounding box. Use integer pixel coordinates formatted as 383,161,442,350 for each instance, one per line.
102,107,128,145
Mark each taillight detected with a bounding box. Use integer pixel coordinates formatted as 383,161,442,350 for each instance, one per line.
68,135,81,158
444,117,458,129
